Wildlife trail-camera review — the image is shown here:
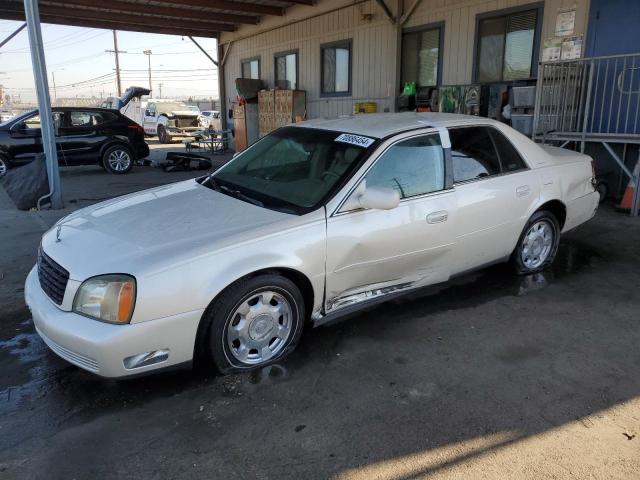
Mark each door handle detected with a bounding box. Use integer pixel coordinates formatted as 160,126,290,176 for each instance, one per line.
427,211,448,224
516,185,530,197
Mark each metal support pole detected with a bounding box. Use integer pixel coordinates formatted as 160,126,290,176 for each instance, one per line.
189,36,218,67
0,22,26,49
632,149,640,217
217,42,227,131
24,0,62,209
112,30,122,96
580,60,595,153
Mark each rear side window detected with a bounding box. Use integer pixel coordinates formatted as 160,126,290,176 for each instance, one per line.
365,134,444,199
69,111,116,127
489,129,527,172
449,127,501,183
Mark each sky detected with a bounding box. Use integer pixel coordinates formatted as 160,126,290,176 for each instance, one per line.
0,19,218,103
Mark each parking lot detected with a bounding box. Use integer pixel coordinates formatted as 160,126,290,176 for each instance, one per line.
1,141,639,479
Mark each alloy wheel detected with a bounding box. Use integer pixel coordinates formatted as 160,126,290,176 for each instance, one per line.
0,158,7,177
108,149,131,172
521,220,554,269
225,290,293,365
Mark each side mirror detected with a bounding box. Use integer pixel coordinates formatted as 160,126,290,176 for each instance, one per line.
343,183,400,211
53,115,61,136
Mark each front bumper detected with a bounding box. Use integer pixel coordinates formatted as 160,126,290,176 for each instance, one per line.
25,267,203,378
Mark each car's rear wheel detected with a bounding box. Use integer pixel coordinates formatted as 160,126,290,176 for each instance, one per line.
512,210,560,274
199,274,305,374
0,155,9,177
102,145,133,174
157,124,172,144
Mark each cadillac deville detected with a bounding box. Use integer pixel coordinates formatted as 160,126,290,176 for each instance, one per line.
25,113,599,377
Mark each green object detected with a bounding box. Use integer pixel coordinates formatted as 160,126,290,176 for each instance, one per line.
402,82,416,96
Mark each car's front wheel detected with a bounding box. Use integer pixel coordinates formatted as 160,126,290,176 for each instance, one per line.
157,124,172,144
102,145,134,174
200,274,305,374
512,210,560,274
0,155,10,177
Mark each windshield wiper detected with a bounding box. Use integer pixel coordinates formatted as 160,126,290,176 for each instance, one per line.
219,185,264,207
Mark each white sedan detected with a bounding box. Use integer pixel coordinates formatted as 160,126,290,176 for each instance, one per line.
25,113,599,377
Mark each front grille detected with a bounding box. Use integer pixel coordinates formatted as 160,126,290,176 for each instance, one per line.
37,248,69,305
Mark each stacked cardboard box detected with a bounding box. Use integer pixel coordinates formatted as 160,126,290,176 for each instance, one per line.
258,89,306,137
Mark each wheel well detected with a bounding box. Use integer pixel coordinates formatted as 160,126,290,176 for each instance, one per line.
537,200,566,229
244,267,314,319
100,141,133,160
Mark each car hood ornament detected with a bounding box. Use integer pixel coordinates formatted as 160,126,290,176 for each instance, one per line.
56,225,62,243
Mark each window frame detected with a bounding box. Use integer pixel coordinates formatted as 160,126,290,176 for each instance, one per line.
335,130,451,215
274,49,299,90
448,125,530,186
320,39,353,98
471,2,544,83
401,22,445,89
240,56,261,80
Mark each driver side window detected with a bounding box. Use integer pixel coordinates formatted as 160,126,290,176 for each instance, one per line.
364,134,445,199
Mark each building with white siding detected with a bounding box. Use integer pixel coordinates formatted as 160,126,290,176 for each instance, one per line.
217,0,591,142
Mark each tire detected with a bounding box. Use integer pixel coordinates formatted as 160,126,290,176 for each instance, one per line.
198,274,305,374
511,210,561,275
102,145,134,174
157,124,172,144
0,155,10,177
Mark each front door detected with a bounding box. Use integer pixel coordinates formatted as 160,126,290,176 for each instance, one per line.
325,132,457,314
8,112,63,165
142,102,157,135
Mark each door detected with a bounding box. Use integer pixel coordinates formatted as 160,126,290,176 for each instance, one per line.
142,102,157,134
325,132,457,313
57,110,111,164
448,126,539,274
8,112,63,165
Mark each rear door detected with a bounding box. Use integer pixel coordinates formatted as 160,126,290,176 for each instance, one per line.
324,131,457,313
57,111,111,164
448,125,539,274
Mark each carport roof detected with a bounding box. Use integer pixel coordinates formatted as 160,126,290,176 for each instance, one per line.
0,0,316,38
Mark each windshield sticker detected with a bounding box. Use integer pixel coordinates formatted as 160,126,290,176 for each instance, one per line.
335,133,375,148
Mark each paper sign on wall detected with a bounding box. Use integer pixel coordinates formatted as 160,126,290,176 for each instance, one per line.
561,36,583,60
556,8,576,36
542,38,563,62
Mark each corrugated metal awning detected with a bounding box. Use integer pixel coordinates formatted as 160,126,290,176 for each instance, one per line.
0,0,317,38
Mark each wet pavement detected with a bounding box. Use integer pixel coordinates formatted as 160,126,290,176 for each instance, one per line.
1,170,640,478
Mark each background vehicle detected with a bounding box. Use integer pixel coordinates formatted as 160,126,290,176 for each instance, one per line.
99,86,150,128
198,110,221,129
0,107,149,176
142,100,201,143
26,114,599,378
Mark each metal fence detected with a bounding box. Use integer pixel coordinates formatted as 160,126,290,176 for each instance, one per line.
533,53,640,144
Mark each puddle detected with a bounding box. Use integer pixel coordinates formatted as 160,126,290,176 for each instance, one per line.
0,240,602,423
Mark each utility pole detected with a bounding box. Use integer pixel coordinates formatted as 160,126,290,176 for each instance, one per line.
158,82,163,98
105,30,126,97
51,71,57,104
143,49,152,93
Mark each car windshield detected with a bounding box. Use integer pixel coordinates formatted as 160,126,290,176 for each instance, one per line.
211,127,376,213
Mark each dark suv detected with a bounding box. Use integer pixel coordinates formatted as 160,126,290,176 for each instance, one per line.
0,107,149,176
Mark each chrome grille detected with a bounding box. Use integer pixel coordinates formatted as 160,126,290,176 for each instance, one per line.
37,248,69,305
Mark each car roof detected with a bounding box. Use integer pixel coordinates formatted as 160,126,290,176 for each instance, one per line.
294,112,504,138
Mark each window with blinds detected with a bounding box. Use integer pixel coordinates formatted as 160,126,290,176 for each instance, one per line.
321,40,352,96
275,51,298,89
401,27,441,88
476,7,540,82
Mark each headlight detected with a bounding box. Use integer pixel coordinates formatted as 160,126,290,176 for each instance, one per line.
73,274,136,324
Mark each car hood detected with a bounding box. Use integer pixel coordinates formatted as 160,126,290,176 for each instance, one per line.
166,110,200,117
41,179,292,280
